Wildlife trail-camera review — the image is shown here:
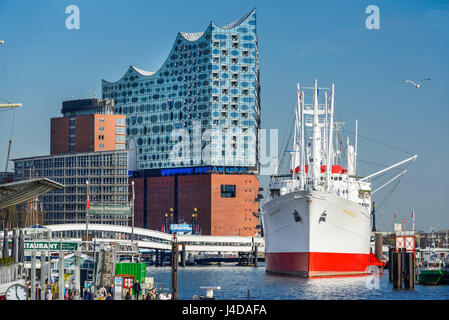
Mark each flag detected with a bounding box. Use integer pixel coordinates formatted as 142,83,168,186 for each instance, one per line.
299,91,303,102
394,210,397,221
86,191,90,210
411,209,415,220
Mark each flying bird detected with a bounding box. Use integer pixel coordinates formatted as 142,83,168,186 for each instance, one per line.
402,78,431,88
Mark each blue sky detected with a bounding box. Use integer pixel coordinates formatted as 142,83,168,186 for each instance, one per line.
0,0,448,231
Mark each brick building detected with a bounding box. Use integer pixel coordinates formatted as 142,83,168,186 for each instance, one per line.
50,98,126,155
130,172,259,236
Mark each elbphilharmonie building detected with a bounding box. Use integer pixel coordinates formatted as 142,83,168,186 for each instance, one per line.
102,9,260,174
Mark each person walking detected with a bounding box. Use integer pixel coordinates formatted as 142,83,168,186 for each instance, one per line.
133,280,141,300
124,289,131,300
36,285,41,300
81,287,86,300
45,289,52,300
64,285,69,300
106,293,113,300
85,288,94,300
99,285,107,299
107,283,114,299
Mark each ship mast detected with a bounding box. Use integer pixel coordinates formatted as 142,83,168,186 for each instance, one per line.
300,88,305,190
311,79,322,190
326,83,335,192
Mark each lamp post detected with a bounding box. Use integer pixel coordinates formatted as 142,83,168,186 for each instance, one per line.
131,181,135,242
170,208,174,230
164,213,169,233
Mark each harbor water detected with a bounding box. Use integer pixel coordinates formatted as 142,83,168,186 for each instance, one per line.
147,264,449,300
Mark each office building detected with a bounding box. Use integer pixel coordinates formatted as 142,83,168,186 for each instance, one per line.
13,150,129,225
50,98,126,155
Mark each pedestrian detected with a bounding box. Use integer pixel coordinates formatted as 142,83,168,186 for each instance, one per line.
99,285,107,298
85,288,94,300
45,289,52,300
81,287,86,300
64,284,69,300
145,293,151,300
107,283,114,299
125,289,131,300
133,280,141,300
69,290,76,300
106,293,113,300
36,285,41,300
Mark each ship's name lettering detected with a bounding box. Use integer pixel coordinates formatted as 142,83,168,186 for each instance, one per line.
342,209,356,218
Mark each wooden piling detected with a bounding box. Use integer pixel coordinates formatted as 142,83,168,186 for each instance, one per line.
161,250,165,267
374,233,383,262
181,243,186,267
171,237,178,300
404,252,415,289
254,245,258,267
388,247,394,282
392,251,402,289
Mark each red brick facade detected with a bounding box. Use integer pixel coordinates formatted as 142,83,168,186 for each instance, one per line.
130,173,260,236
50,114,126,155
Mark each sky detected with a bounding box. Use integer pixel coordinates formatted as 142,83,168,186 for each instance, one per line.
0,0,448,232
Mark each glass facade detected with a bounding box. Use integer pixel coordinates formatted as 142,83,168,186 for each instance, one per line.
102,9,260,172
13,150,129,226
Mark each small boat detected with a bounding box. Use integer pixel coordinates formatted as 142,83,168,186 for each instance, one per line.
418,253,449,285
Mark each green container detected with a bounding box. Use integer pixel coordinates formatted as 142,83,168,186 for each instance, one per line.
115,262,146,284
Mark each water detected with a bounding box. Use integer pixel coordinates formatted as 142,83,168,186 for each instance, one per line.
147,264,449,300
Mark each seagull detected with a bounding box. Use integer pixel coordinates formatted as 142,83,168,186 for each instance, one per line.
402,78,431,88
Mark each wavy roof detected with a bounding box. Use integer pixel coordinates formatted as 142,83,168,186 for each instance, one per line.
131,65,154,76
102,9,255,84
221,8,255,29
179,8,255,41
179,32,204,41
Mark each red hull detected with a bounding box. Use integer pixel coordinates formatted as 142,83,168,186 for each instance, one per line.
266,252,373,277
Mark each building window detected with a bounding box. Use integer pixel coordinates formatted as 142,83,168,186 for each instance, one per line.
221,185,236,198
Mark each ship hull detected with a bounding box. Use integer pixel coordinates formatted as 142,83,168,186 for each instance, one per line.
262,190,372,277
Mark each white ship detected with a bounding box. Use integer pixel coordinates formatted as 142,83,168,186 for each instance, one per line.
262,80,417,277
